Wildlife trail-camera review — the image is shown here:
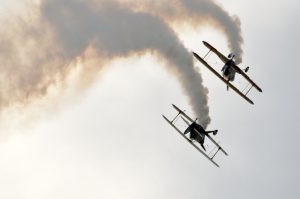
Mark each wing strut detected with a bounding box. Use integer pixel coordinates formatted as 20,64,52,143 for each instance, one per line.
206,134,228,156
203,49,211,60
212,147,221,159
245,84,254,96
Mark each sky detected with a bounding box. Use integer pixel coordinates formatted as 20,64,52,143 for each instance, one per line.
0,0,300,199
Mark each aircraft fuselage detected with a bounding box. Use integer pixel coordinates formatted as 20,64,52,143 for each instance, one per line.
222,59,237,82
188,122,206,148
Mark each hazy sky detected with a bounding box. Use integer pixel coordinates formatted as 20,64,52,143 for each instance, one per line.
0,0,299,199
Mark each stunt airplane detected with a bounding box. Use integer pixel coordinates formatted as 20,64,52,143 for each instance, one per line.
193,41,262,105
162,104,228,167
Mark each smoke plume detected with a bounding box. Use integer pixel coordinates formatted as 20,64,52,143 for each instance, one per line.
0,0,243,128
125,0,244,63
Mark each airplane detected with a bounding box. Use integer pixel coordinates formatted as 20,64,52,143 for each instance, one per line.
162,104,228,167
193,41,262,105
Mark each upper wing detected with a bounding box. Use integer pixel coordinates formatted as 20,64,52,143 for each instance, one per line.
193,52,254,105
172,104,194,123
206,134,228,156
202,41,229,63
236,66,263,92
162,115,220,167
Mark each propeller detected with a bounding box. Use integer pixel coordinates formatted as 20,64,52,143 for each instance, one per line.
228,53,235,59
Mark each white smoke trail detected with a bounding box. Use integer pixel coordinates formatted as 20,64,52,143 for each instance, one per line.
174,0,244,64
0,0,243,128
124,0,244,63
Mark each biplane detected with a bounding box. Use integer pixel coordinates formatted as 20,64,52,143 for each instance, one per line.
162,104,228,167
193,41,262,105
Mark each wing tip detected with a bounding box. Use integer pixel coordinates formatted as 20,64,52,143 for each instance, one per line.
162,114,168,120
192,51,199,57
